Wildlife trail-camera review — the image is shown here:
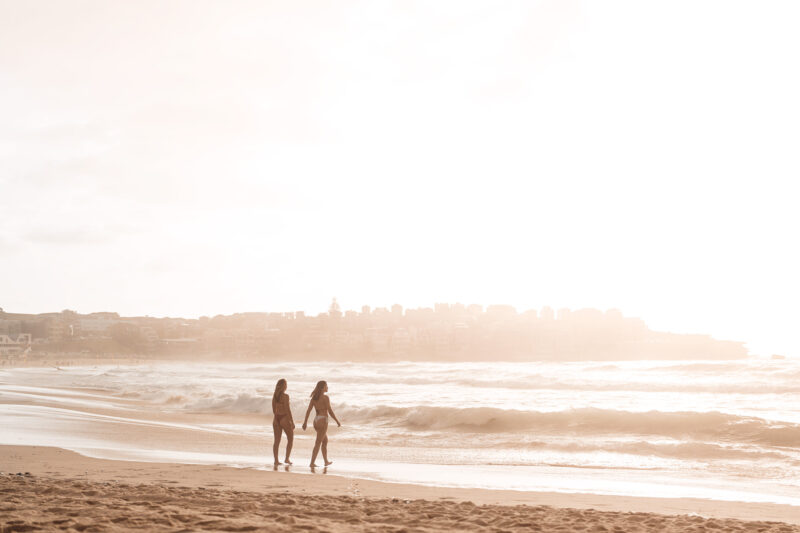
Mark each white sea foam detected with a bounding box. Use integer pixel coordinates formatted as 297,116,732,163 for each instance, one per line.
2,359,800,503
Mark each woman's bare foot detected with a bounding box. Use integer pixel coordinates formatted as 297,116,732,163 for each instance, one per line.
310,463,318,467
274,461,282,466
284,458,293,465
324,460,333,466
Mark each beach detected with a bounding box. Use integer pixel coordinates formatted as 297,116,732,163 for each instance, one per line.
4,445,800,532
3,361,800,531
3,361,800,501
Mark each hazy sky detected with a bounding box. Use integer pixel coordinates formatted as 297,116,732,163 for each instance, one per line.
1,1,798,356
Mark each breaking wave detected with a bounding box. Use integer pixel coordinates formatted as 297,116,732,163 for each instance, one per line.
335,405,800,447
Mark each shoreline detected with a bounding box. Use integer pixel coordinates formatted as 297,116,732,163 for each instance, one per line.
3,444,800,528
4,362,800,513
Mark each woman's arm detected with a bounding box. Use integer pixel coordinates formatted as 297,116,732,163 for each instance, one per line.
302,400,313,430
326,397,341,427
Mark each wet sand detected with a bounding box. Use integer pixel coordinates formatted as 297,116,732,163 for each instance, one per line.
2,445,800,532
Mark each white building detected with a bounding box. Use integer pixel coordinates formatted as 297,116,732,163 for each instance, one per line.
0,333,32,357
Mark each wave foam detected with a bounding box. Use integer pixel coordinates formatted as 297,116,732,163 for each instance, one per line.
184,393,271,414
336,405,800,447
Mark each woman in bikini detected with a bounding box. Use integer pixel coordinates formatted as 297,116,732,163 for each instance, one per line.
302,380,341,467
271,378,294,466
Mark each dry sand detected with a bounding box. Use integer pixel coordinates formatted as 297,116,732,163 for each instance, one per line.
3,446,800,532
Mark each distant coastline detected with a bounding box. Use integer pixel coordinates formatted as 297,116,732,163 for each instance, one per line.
0,302,748,362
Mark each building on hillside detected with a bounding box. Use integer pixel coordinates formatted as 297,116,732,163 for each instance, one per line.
365,327,390,354
47,319,67,342
329,298,342,319
0,319,21,335
79,318,119,336
139,327,160,351
390,328,411,354
0,333,32,357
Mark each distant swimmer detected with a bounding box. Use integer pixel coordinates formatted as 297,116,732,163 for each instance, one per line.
302,380,341,467
271,378,295,466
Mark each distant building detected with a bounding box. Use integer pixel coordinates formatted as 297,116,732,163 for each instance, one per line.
47,319,67,342
391,328,411,354
486,305,516,318
0,333,31,357
329,298,342,319
79,317,118,335
434,303,450,314
522,309,538,320
139,327,160,351
0,319,21,335
365,327,390,353
466,304,483,316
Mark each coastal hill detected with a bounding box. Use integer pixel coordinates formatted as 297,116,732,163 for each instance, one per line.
0,301,747,362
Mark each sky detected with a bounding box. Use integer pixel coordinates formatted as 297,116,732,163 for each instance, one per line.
1,1,798,357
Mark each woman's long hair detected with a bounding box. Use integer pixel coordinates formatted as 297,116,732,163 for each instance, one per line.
310,380,327,401
272,379,287,409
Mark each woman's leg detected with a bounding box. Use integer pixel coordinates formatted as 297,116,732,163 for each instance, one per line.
321,435,331,465
311,418,328,466
272,422,282,465
283,426,294,464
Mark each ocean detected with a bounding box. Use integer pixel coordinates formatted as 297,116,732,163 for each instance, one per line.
2,359,799,505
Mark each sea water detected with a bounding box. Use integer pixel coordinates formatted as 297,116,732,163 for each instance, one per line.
2,359,799,504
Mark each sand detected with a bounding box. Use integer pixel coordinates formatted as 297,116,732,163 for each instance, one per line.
3,446,800,532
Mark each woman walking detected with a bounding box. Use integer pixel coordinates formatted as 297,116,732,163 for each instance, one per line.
302,380,341,467
272,378,294,466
